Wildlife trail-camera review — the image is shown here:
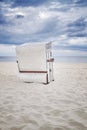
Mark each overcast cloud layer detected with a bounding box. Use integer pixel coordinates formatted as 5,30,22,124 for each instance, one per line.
0,0,87,56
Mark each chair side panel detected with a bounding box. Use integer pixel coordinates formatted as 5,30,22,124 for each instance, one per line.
16,45,47,71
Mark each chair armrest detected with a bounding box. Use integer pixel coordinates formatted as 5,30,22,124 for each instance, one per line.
47,58,54,62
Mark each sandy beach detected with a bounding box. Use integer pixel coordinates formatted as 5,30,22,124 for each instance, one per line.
0,62,87,130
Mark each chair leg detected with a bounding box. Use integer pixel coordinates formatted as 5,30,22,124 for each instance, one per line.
46,73,49,84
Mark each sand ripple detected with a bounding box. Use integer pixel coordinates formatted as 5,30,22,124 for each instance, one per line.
0,63,87,130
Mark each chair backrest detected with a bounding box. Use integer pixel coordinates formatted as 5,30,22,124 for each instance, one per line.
46,42,52,59
16,43,51,72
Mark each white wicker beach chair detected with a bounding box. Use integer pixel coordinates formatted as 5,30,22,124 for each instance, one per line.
16,42,54,84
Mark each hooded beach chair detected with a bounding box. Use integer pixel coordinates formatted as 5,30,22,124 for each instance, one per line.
16,42,54,84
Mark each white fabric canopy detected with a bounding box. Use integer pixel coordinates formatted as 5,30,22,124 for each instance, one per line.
16,43,48,71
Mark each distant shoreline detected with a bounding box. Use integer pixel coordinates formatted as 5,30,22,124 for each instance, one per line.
0,56,87,63
55,56,87,63
0,56,16,62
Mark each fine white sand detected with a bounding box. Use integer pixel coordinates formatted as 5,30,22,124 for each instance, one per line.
0,62,87,130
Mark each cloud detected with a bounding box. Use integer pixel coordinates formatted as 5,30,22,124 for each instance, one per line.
0,14,7,25
69,37,87,45
74,0,87,7
53,49,87,57
0,44,16,56
1,0,51,7
53,36,87,57
12,0,45,7
68,17,86,30
67,17,87,37
0,0,87,57
15,14,24,19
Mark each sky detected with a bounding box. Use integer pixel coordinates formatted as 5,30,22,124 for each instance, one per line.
0,0,87,58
